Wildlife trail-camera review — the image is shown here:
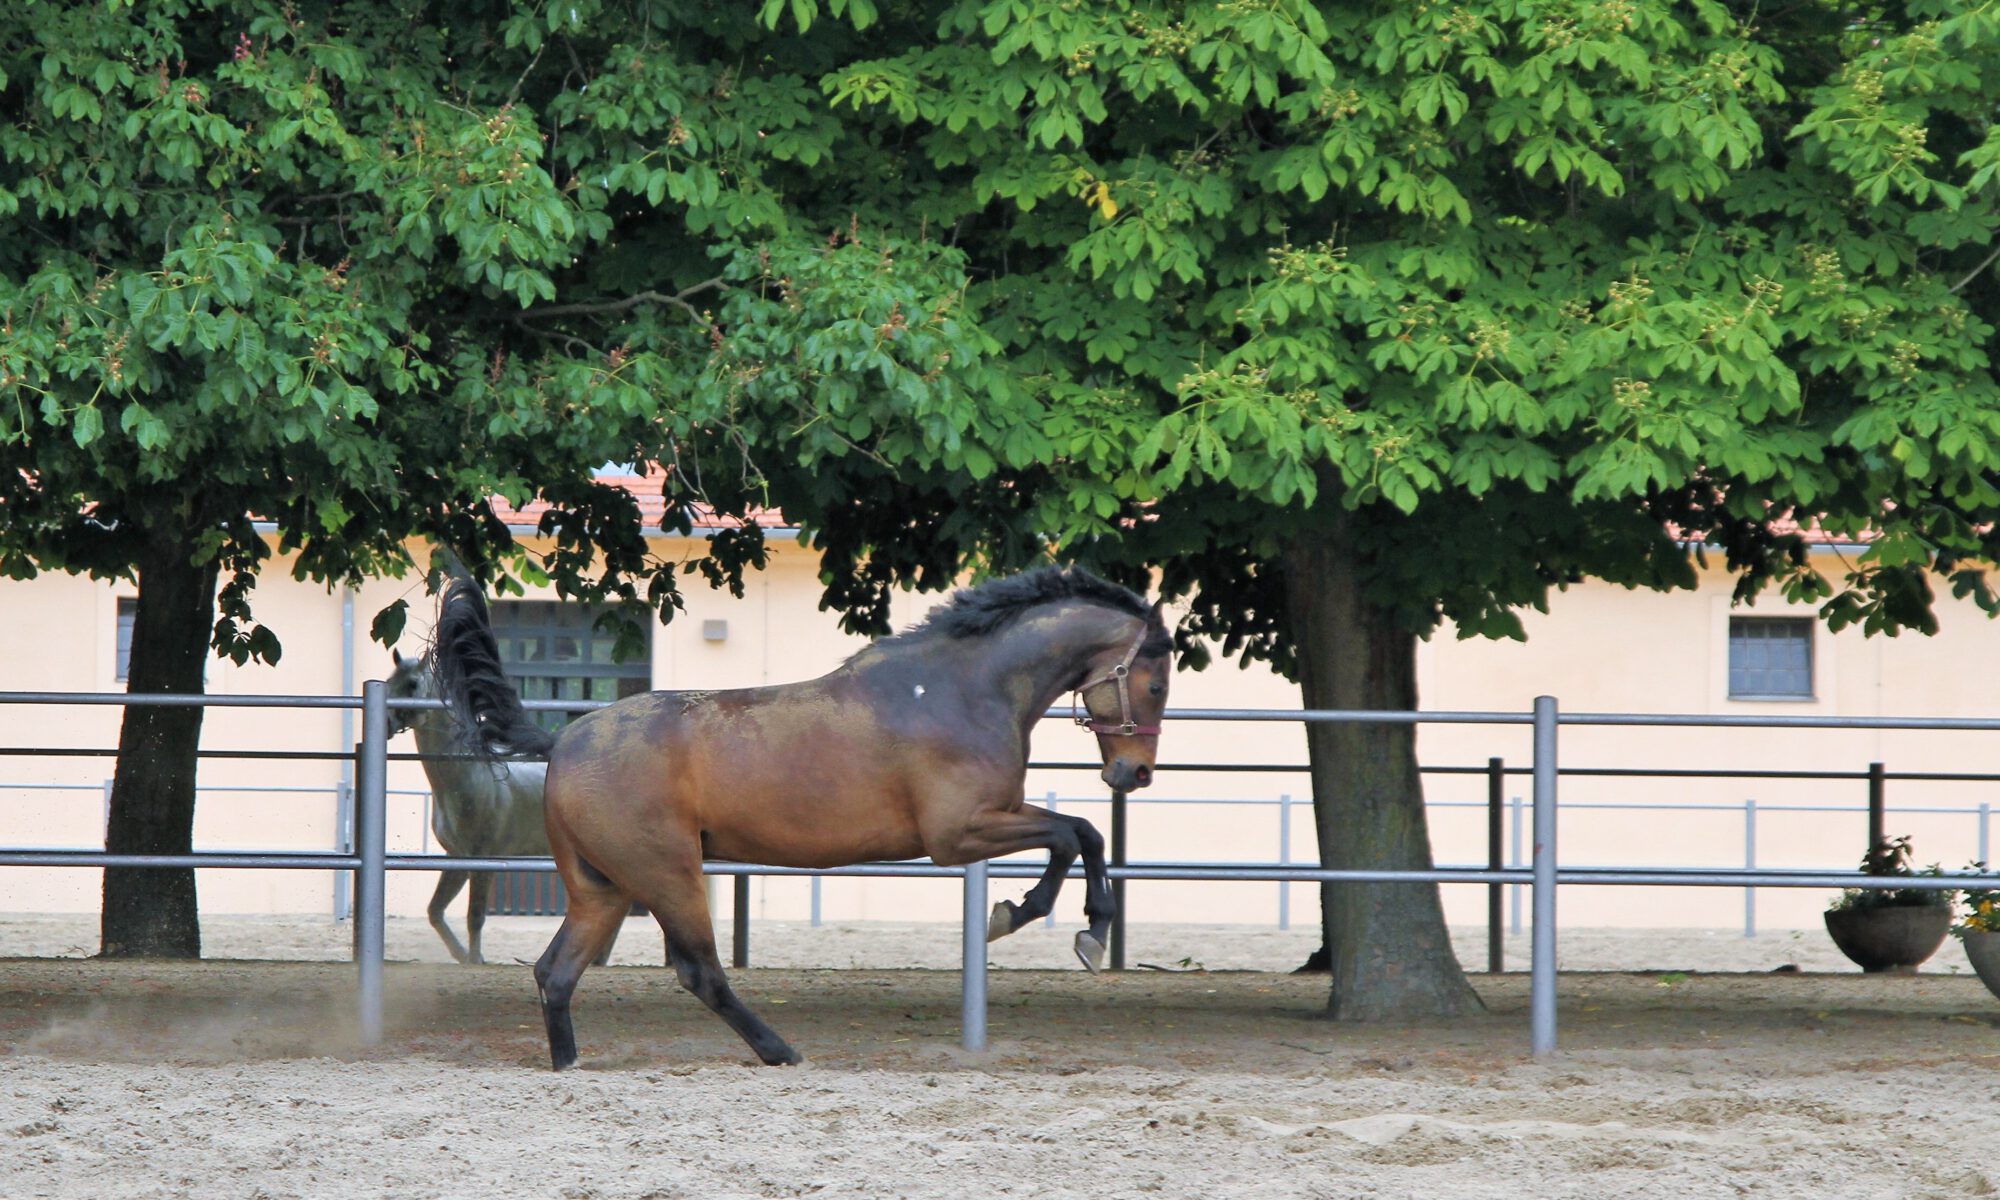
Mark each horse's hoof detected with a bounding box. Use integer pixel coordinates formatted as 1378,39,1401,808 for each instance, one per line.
987,900,1018,943
1074,931,1106,974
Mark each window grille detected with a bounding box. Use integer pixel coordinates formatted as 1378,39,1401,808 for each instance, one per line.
1728,617,1814,700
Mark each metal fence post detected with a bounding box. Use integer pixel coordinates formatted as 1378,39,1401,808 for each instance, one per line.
332,782,354,921
1743,798,1757,939
961,858,988,1052
1510,794,1524,935
355,680,388,1047
1277,793,1291,931
1109,788,1127,971
732,875,750,967
1487,758,1504,973
1979,802,1991,867
810,876,822,928
1530,696,1558,1058
1868,761,1886,851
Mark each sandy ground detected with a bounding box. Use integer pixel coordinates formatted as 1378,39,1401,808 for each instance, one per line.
4,915,1999,1199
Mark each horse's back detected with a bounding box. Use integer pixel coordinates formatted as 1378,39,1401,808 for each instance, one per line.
427,752,552,858
541,682,937,870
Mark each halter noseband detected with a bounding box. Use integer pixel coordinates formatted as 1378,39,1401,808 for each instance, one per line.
1072,631,1161,738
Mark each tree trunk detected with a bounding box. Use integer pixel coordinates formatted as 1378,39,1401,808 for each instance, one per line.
1282,512,1483,1019
100,537,219,958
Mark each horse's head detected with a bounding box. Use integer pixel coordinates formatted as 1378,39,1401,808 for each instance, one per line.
385,648,437,737
1073,603,1172,792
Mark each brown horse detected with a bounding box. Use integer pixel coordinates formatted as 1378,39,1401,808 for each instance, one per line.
430,566,1172,1068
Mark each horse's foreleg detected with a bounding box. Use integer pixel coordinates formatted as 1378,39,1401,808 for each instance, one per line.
953,806,1104,966
534,888,629,1071
465,871,491,965
1064,815,1115,973
980,811,1081,944
427,870,473,964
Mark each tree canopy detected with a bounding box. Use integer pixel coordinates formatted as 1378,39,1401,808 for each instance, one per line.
755,0,2000,1012
0,0,1021,954
5,0,1998,997
796,0,2000,652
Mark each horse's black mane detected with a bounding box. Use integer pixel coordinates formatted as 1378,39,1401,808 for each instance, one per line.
885,565,1170,653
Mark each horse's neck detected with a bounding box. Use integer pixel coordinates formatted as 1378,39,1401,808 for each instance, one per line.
411,713,487,789
974,603,1142,727
409,711,456,757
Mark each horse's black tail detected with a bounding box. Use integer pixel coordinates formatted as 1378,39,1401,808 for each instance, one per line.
430,578,557,760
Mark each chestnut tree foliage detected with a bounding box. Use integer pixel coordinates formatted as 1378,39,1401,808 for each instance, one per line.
0,1,1026,955
794,0,2000,1015
4,1,1999,1005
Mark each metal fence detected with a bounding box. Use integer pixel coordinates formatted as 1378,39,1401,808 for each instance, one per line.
3,686,1999,1058
12,772,1997,937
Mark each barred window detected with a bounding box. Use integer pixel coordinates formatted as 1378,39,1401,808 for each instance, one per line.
490,600,653,734
115,598,137,681
1728,617,1814,700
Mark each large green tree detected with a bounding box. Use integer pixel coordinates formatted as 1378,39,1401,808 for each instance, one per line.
0,1,1015,956
767,0,2000,1017
10,1,2000,1026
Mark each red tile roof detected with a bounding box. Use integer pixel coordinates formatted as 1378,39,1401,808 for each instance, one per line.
490,467,792,533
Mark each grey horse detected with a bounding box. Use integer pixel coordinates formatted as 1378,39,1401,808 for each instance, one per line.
387,649,557,964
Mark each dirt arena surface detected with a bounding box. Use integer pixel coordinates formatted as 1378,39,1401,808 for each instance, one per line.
4,917,1999,1199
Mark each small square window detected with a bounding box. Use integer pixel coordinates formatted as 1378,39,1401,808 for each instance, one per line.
115,598,137,682
1728,617,1814,700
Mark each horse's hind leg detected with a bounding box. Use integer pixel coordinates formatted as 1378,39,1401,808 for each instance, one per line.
533,886,629,1071
637,874,801,1066
465,871,491,965
427,870,473,964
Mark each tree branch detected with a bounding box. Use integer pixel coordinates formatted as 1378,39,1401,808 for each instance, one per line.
520,278,726,322
510,318,596,357
1949,244,2000,294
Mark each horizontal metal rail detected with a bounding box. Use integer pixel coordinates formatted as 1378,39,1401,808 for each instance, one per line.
10,688,2000,1061
12,689,2000,731
5,847,1989,893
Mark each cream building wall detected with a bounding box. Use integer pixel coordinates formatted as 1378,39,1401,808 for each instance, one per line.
3,537,1995,933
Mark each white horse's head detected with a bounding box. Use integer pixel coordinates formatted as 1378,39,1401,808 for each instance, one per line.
386,648,439,737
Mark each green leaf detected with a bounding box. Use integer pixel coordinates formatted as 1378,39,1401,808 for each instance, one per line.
71,405,104,447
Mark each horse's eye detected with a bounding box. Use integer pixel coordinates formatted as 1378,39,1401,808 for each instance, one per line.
1148,682,1164,696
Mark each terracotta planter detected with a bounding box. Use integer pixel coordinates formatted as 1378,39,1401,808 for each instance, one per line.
1823,904,1952,974
1961,930,2000,1001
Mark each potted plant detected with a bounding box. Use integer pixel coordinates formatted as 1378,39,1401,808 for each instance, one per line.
1954,862,2000,1002
1823,835,1953,973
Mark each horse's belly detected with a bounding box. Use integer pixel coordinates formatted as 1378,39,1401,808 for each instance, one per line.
703,821,924,870
699,784,923,867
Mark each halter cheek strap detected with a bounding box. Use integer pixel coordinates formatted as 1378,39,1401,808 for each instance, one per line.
1072,632,1161,738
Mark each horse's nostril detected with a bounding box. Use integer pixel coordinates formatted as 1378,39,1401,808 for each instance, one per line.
1134,765,1153,787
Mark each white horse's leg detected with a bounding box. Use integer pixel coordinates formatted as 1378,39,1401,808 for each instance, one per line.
465,871,491,965
428,870,473,963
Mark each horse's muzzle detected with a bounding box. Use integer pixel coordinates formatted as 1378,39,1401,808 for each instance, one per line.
1102,759,1155,791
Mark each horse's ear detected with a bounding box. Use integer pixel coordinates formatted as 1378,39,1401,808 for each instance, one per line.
392,648,404,668
1147,600,1164,620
